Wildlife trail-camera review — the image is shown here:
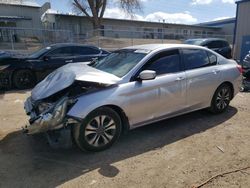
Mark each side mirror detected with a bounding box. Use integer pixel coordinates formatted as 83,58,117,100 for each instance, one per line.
88,57,98,66
43,56,50,61
139,70,156,81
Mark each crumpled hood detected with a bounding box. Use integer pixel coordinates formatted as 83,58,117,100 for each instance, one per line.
31,63,121,101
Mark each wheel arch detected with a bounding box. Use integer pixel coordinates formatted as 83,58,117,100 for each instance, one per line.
11,68,37,88
102,105,130,134
219,81,234,100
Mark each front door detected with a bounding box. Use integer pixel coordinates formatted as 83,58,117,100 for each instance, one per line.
35,46,74,80
124,49,186,126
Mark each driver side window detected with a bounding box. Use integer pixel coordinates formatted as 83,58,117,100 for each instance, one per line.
144,50,181,75
47,47,73,58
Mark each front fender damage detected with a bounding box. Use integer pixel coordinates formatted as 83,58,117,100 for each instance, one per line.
24,97,70,135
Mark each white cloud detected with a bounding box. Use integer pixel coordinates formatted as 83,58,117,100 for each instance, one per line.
212,16,231,21
191,0,235,5
222,0,235,3
191,0,213,5
145,12,197,24
104,8,197,24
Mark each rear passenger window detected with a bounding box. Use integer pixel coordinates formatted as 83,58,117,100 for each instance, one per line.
145,50,181,75
183,49,210,70
206,41,220,49
221,41,229,48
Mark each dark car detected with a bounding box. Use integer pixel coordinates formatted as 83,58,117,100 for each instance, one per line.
0,44,110,89
184,38,232,59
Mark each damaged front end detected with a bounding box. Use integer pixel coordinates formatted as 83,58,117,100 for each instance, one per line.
23,80,106,135
23,63,121,148
24,96,72,134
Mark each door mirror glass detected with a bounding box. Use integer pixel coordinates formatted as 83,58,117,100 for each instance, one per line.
139,70,156,80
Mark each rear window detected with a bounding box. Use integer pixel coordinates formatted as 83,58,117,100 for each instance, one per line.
183,49,210,70
205,40,229,48
72,47,100,56
184,39,204,46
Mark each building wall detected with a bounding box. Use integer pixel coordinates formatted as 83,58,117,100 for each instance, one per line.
199,19,235,36
234,0,250,60
0,3,50,29
43,14,223,40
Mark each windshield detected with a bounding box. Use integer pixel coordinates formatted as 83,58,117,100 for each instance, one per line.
93,49,147,77
28,46,52,59
185,39,204,46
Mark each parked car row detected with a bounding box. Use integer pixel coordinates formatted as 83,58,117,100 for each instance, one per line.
23,43,242,152
0,44,110,89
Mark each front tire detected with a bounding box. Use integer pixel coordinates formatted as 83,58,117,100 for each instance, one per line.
73,107,122,152
12,70,36,89
209,84,233,114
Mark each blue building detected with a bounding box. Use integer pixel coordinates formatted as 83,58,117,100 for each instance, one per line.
233,0,250,61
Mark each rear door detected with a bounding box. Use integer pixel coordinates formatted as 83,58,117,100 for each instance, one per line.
182,49,222,109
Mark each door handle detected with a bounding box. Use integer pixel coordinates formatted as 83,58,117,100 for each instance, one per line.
65,60,73,63
175,77,185,81
212,69,220,74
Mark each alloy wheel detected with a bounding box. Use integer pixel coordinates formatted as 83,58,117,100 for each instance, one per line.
84,115,116,147
216,87,230,110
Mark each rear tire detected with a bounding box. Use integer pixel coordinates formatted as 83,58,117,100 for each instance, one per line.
73,107,122,152
209,84,233,114
12,70,36,89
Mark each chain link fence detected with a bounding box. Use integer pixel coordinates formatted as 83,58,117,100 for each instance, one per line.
0,27,73,53
0,27,234,53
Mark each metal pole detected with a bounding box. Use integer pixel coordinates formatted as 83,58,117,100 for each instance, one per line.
10,30,14,50
131,31,134,46
97,29,100,47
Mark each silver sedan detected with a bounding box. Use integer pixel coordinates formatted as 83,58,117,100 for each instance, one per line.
24,44,242,151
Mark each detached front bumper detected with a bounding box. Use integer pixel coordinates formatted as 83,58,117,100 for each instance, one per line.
23,97,69,135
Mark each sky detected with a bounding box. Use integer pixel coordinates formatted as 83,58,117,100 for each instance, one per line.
36,0,237,24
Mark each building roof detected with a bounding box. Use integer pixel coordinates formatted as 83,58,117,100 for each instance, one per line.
0,15,31,21
197,17,235,27
235,0,250,4
0,0,40,7
236,0,250,4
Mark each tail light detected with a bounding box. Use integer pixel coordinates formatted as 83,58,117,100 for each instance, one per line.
236,64,243,74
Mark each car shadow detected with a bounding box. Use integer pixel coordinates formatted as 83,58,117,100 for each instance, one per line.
0,107,237,188
0,89,30,99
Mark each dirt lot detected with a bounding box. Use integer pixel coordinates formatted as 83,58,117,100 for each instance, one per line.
0,90,250,188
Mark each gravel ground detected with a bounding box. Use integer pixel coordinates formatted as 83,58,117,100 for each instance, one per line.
0,90,250,188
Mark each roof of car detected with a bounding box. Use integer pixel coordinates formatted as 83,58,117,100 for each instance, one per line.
185,38,228,42
124,43,208,51
48,43,101,49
